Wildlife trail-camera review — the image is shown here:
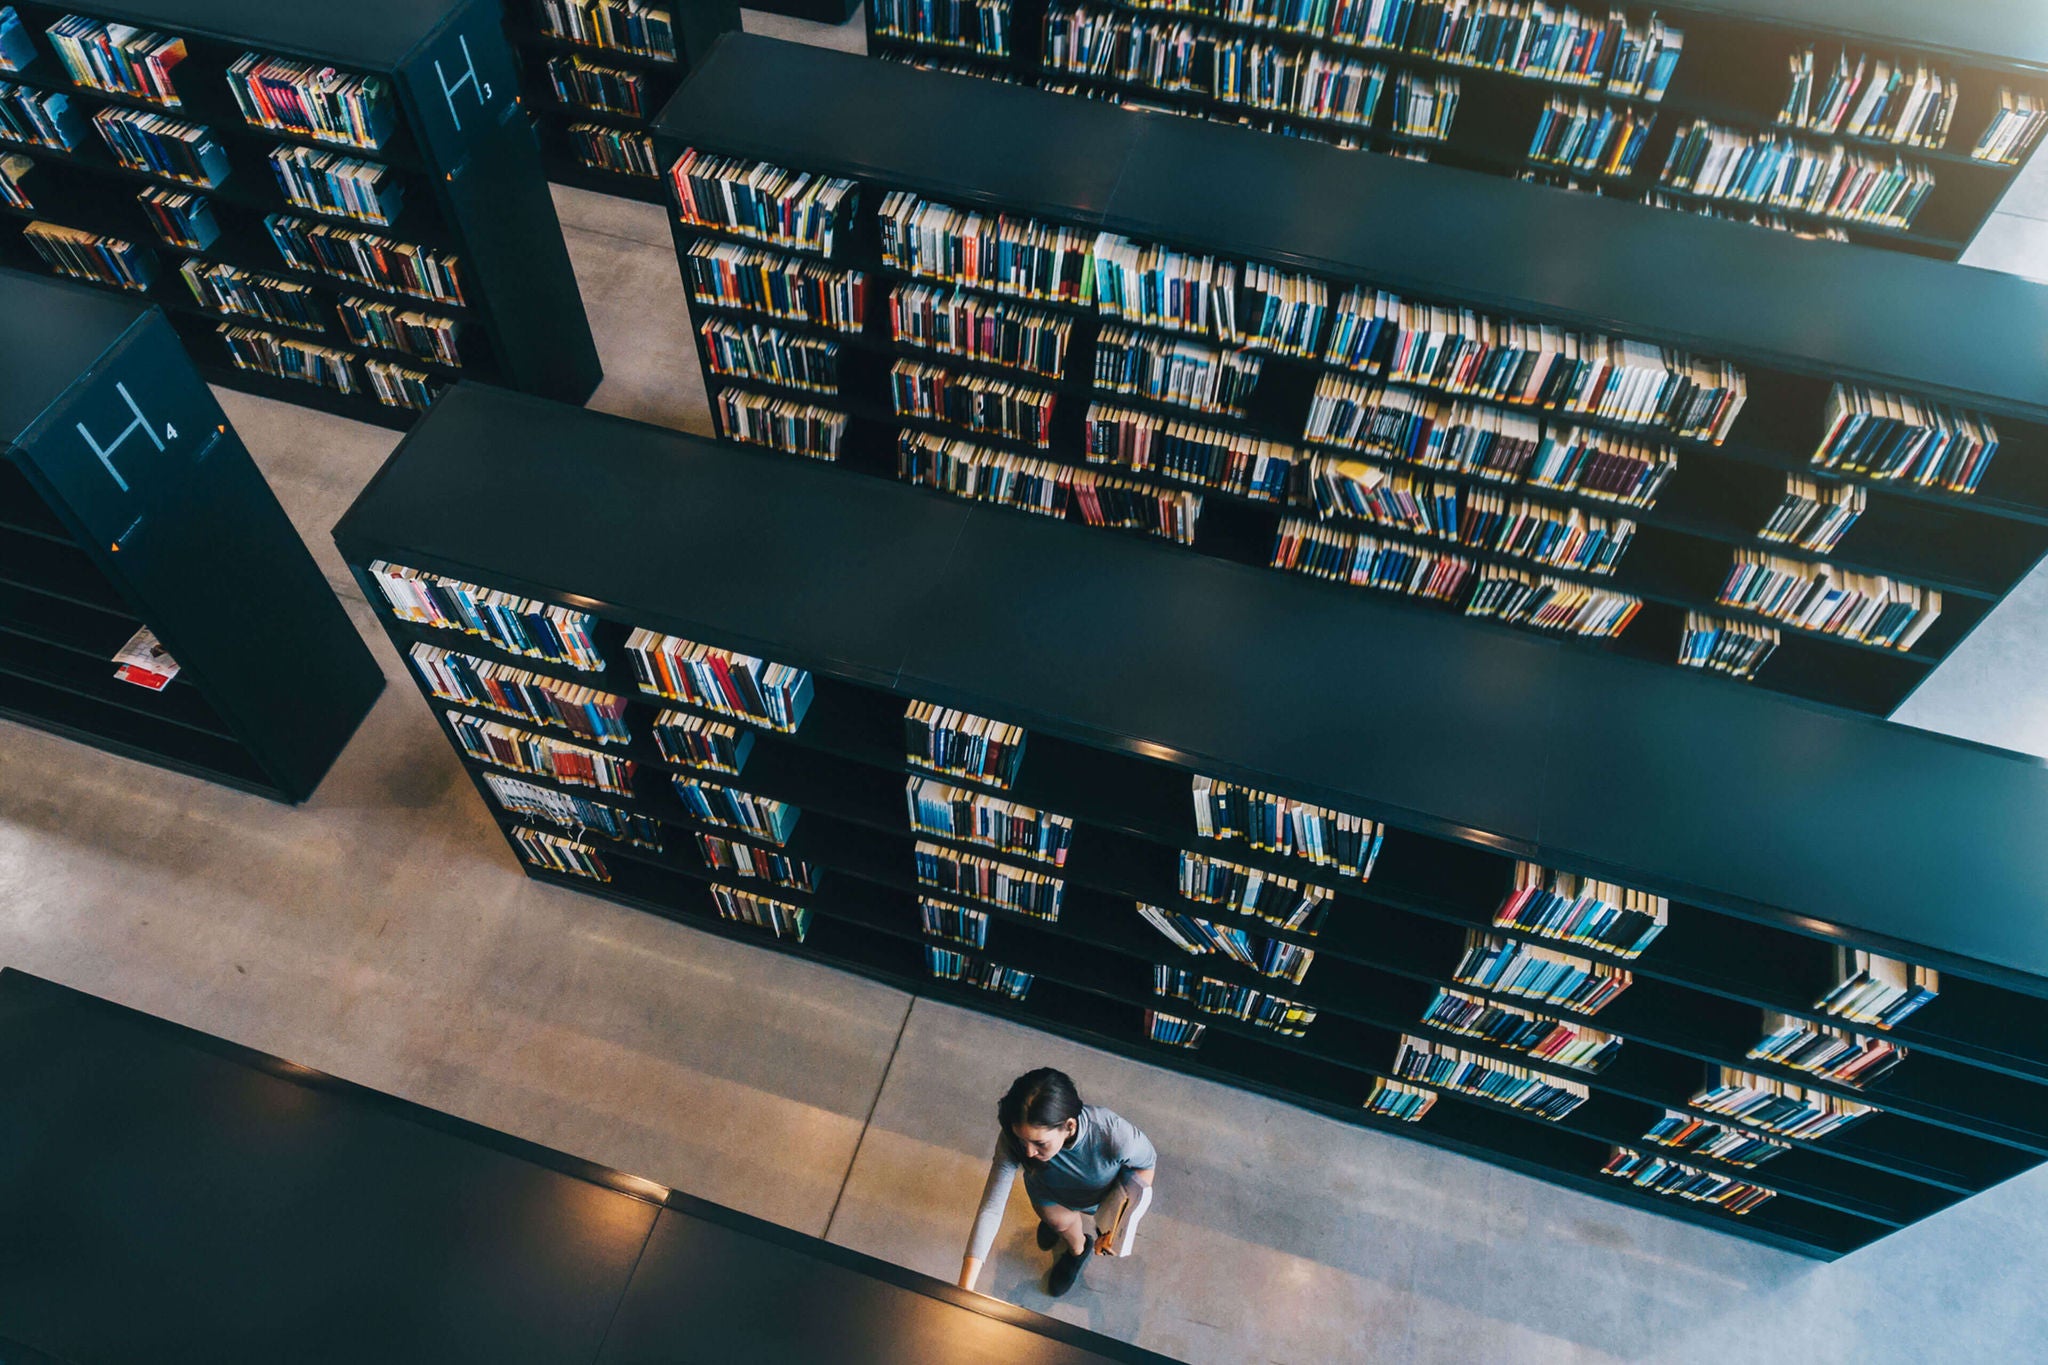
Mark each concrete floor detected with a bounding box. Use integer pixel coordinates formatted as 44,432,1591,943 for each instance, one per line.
5,11,2048,1362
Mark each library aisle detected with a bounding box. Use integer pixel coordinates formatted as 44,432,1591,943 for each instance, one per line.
7,10,2048,1365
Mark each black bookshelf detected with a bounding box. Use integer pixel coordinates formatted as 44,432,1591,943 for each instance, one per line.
0,968,1177,1364
650,35,2048,719
336,382,2048,1259
0,0,600,429
864,0,2048,260
2,269,381,800
502,0,739,204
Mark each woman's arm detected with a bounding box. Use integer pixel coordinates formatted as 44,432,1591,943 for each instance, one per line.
959,1140,1020,1291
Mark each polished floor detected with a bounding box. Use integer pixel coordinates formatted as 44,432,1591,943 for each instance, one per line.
5,13,2048,1363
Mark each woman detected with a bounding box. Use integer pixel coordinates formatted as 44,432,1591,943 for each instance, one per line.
959,1067,1157,1298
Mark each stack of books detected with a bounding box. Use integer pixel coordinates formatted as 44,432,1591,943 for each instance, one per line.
1601,1147,1776,1214
672,778,799,844
1493,862,1668,958
369,562,603,669
1420,987,1622,1072
712,883,811,940
914,840,1065,920
409,643,630,744
1452,930,1633,1013
626,630,813,731
515,825,610,881
1393,1034,1590,1119
1137,902,1315,982
700,833,818,891
905,701,1027,789
1816,948,1940,1029
449,713,635,795
906,778,1074,864
1190,774,1384,880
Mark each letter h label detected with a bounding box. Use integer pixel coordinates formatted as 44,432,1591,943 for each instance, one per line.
75,382,163,494
436,35,485,131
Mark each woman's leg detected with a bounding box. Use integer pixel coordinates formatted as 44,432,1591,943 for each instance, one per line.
1036,1201,1091,1256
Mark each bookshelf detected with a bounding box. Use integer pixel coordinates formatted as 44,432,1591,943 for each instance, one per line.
501,0,741,204
863,0,2048,260
2,269,381,800
651,35,2048,719
0,0,600,429
0,969,1177,1364
338,382,2048,1259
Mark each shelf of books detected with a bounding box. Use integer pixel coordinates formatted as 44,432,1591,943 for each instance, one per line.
337,382,2048,1259
0,0,599,429
3,269,381,799
649,36,2048,719
501,0,738,203
862,0,2048,260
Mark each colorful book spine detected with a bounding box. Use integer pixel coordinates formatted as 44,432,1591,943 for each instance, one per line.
874,0,1013,54
1393,1034,1590,1120
1177,850,1332,933
701,319,838,393
669,148,858,256
219,327,358,393
181,259,324,330
878,191,1095,304
905,700,1027,789
1812,383,1998,495
684,240,868,331
1716,552,1940,650
1086,404,1298,502
1361,1075,1436,1121
1154,966,1317,1035
1678,611,1780,681
914,840,1065,920
625,629,813,731
1452,930,1632,1014
890,283,1071,376
265,215,465,305
136,187,219,250
893,359,1056,446
537,0,678,60
1136,902,1314,982
1189,774,1384,882
716,387,848,460
447,712,635,795
1145,1008,1207,1048
337,297,463,367
712,883,810,940
653,711,755,775
1492,861,1667,958
570,123,659,178
369,561,603,669
672,778,800,844
1601,1147,1776,1214
926,945,1034,997
514,825,611,881
46,16,187,105
24,220,155,289
920,894,991,948
486,772,659,847
1420,988,1622,1072
408,642,631,744
907,777,1074,864
1815,948,1939,1029
1747,1010,1906,1088
225,54,394,149
1641,1111,1789,1168
698,833,818,891
1690,1066,1876,1141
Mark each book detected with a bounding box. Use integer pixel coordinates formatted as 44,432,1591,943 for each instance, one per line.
669,149,858,256
1145,1008,1207,1048
23,221,154,289
1528,97,1657,176
1777,47,1958,150
1657,122,1936,229
1389,71,1458,139
136,187,218,250
1811,383,1999,495
1678,612,1780,681
514,825,610,880
111,624,177,690
672,777,800,844
892,359,1056,446
0,8,32,72
408,642,631,744
699,832,818,891
1067,467,1202,543
920,894,991,947
1748,1009,1905,1088
369,561,603,669
1085,404,1298,502
1815,947,1939,1029
265,215,465,305
905,700,1027,789
448,712,635,795
907,777,1074,864
547,54,647,117
539,0,677,60
701,319,838,394
180,260,324,331
485,772,659,847
1452,930,1632,1014
652,711,755,775
897,431,1072,518
1393,1033,1589,1119
0,150,29,208
0,81,81,150
1973,87,2048,165
225,54,394,150
891,283,1071,376
716,387,847,460
913,839,1065,919
1493,861,1668,959
364,359,438,412
1225,45,1386,127
624,629,813,731
1690,1065,1875,1141
91,107,227,186
1758,475,1865,551
711,883,810,940
1361,1075,1435,1121
1093,234,1325,354
1419,988,1622,1072
1641,191,1850,241
569,123,659,179
1154,965,1316,1035
1464,568,1643,636
926,945,1034,997
47,15,186,105
1601,1147,1775,1214
1554,338,1747,444
1527,427,1676,506
1136,902,1314,982
684,239,868,331
269,146,403,226
878,191,1094,304
1715,552,1941,651
338,298,463,367
873,0,1013,54
1094,325,1263,418
1177,849,1333,933
1271,515,1476,604
1641,1111,1789,1167
1189,774,1384,882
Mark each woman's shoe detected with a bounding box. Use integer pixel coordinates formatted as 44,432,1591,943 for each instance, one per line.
1047,1249,1085,1297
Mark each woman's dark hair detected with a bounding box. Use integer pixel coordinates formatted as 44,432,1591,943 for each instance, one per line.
999,1067,1083,1132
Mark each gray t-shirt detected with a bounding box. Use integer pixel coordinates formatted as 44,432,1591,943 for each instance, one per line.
965,1104,1157,1264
